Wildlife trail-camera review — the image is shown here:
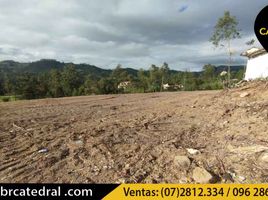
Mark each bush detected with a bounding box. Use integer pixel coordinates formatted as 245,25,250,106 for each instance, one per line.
1,96,10,102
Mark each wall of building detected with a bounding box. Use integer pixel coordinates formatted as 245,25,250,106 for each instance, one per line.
245,53,268,80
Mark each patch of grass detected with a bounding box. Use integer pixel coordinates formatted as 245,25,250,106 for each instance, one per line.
0,95,22,102
1,96,10,102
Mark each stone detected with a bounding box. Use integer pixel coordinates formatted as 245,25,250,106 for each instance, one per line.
179,177,188,183
258,151,268,169
192,167,213,183
186,148,201,155
240,92,250,98
223,120,229,125
116,178,126,183
174,156,191,169
237,176,246,182
38,148,48,153
74,140,83,145
227,170,236,179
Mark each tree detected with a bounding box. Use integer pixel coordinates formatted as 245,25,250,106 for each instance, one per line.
83,74,99,95
183,70,197,91
203,64,216,81
3,74,13,94
210,11,241,87
160,62,170,91
137,69,148,92
0,76,4,95
48,69,64,97
234,69,245,80
16,73,38,99
109,64,132,93
111,64,130,82
61,65,81,96
97,77,117,94
36,73,49,98
149,65,162,92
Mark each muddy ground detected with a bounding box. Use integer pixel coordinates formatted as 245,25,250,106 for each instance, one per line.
1,81,268,183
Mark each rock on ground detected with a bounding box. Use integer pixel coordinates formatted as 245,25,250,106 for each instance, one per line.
240,92,250,98
257,151,268,169
174,156,191,169
192,167,213,183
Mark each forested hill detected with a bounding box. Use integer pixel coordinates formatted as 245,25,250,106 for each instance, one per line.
0,59,111,78
0,59,244,76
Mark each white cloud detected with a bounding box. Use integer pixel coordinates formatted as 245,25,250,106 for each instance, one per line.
0,0,267,70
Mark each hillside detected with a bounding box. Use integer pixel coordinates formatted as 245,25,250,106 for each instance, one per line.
0,59,244,76
0,59,112,78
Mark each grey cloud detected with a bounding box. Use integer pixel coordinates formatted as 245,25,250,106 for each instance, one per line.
179,5,189,13
0,0,267,70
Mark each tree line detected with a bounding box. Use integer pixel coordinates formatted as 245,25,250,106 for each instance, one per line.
0,63,245,100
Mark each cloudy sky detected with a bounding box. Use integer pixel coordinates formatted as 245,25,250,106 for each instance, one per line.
0,0,267,71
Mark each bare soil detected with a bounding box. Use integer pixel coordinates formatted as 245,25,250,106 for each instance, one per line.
1,81,268,183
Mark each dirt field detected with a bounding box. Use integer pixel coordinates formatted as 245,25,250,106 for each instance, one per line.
1,81,268,183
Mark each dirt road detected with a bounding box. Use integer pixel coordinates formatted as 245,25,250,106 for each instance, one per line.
1,81,268,183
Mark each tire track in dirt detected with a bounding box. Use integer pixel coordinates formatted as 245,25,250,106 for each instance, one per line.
4,90,257,183
0,112,77,182
0,128,41,182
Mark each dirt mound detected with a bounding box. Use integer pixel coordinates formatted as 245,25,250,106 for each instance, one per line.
0,82,268,183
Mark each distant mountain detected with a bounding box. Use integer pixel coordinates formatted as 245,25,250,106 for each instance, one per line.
0,59,245,77
0,59,112,78
27,59,65,72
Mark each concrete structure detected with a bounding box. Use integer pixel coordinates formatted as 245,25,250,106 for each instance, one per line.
162,83,184,90
241,47,268,80
118,81,131,89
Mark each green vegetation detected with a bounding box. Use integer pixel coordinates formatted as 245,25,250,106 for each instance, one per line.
0,95,21,102
0,96,10,102
0,59,245,101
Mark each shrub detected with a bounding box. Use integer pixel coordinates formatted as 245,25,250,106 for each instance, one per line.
1,96,10,102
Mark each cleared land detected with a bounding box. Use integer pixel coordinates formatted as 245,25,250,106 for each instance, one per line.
1,81,268,183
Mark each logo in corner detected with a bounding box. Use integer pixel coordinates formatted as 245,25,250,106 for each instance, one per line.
255,5,268,51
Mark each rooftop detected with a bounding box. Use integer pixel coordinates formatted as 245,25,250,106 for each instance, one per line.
241,47,267,59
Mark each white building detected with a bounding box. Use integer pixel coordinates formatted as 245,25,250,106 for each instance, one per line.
241,47,268,80
118,81,131,89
